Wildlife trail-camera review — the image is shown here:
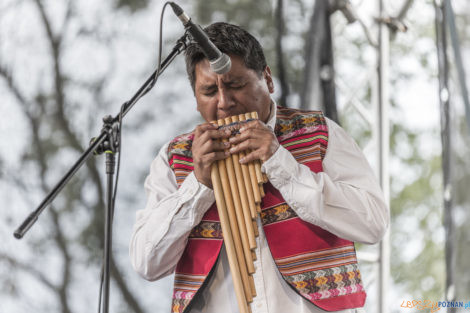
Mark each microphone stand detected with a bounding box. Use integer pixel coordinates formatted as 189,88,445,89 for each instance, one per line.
14,33,189,313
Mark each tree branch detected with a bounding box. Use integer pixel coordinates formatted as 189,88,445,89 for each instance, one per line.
6,3,146,313
33,0,83,153
275,0,289,107
0,253,57,292
111,257,145,313
0,66,31,113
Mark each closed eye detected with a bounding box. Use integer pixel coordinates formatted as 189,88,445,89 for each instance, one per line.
201,87,217,96
204,90,217,96
229,83,246,90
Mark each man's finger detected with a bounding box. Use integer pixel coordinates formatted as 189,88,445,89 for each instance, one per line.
198,138,230,154
205,151,230,163
229,138,258,155
195,122,218,134
238,150,260,164
197,127,231,142
228,128,264,145
239,119,266,132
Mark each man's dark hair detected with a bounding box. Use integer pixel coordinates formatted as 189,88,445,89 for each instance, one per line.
184,22,267,92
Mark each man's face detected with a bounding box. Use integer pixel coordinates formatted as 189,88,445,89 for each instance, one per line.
193,55,274,123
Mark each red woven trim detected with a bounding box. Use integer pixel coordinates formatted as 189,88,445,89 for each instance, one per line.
313,291,366,311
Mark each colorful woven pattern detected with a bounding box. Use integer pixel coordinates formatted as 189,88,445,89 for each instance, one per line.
169,155,193,187
280,134,327,163
275,108,328,163
189,221,223,239
275,245,359,276
275,107,327,141
168,132,194,158
168,132,195,187
282,263,363,301
173,273,205,292
171,296,191,313
260,203,297,225
172,274,205,313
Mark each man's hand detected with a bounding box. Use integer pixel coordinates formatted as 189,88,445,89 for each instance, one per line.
192,123,232,188
228,119,279,164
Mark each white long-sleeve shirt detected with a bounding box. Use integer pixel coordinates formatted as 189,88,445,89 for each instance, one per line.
130,105,389,313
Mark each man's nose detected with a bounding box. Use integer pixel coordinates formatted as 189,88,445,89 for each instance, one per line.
217,88,234,111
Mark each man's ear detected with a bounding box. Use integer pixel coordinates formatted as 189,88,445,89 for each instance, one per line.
264,66,275,93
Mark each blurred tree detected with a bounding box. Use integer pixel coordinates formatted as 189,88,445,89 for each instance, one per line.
191,0,312,107
115,0,149,12
274,0,289,107
1,0,469,313
332,0,451,310
301,0,339,123
449,0,470,306
0,0,146,312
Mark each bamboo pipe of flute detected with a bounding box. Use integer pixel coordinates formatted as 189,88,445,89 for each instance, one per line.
249,112,265,186
238,114,260,219
216,119,253,303
223,117,256,275
230,115,257,250
244,113,262,206
230,115,257,298
252,219,259,237
249,112,266,206
211,164,250,313
262,172,268,183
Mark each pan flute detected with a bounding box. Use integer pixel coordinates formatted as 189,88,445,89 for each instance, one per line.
210,112,268,313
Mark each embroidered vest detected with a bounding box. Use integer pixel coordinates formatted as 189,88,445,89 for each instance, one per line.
167,107,366,312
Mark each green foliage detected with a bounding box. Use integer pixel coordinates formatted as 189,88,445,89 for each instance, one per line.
387,88,446,301
390,151,445,299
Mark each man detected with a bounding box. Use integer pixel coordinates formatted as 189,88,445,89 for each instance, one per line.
130,22,389,313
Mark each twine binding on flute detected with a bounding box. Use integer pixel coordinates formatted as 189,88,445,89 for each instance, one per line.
215,118,256,135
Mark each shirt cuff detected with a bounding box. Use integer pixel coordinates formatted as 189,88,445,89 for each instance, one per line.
261,145,300,187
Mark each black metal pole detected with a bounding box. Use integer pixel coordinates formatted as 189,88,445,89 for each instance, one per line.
102,151,116,313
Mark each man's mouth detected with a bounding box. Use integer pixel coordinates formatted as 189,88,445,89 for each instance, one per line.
217,111,247,121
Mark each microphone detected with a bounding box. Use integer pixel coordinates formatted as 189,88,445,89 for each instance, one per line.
169,2,231,74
